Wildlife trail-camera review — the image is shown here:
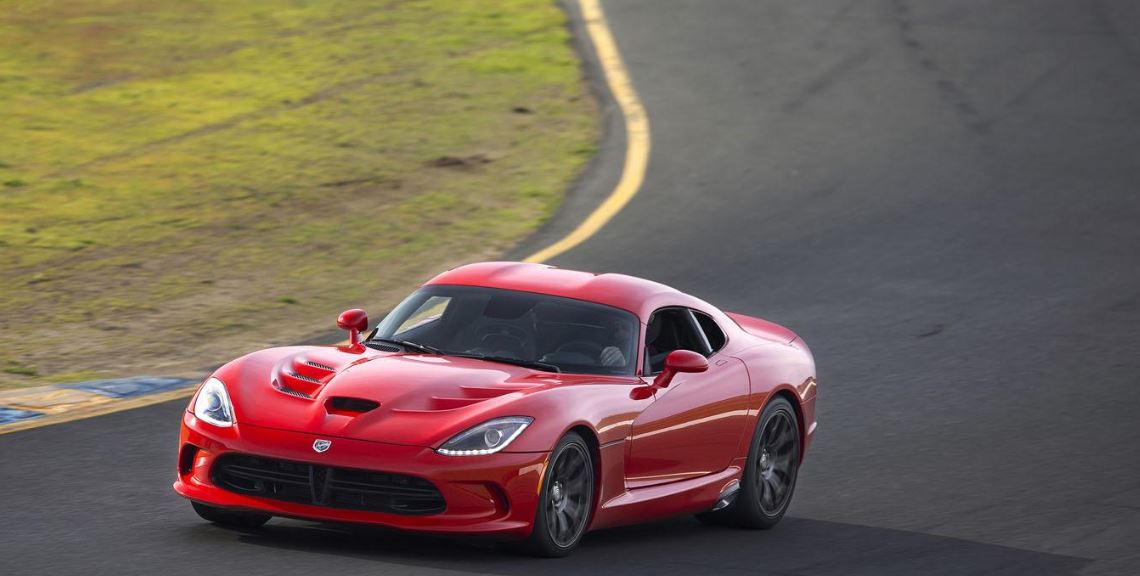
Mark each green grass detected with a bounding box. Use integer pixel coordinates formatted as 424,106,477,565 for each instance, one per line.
0,0,595,389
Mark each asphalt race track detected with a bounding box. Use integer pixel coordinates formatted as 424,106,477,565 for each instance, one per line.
3,1,1140,574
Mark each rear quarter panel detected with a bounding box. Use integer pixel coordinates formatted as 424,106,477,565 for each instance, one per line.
724,317,817,460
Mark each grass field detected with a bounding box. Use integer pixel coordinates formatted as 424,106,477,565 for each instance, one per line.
0,0,596,388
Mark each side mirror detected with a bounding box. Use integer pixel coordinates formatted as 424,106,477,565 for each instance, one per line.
652,349,708,389
337,308,369,346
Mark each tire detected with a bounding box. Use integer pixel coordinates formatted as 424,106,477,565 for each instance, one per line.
515,431,595,557
697,396,800,529
191,501,270,529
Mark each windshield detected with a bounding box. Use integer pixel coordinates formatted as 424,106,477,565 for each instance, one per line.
373,285,639,375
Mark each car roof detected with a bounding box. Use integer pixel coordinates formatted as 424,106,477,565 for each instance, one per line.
425,261,700,320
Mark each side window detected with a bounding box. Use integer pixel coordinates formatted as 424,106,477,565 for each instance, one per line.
693,311,726,353
644,308,709,374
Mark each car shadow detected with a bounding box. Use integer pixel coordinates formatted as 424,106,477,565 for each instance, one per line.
229,515,1090,576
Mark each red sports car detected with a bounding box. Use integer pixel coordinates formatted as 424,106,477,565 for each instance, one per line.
174,261,817,556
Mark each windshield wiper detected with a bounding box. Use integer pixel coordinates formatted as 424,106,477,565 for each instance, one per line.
366,337,441,355
447,353,560,373
365,340,559,372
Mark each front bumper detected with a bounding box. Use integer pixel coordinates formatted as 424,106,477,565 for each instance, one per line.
173,411,549,537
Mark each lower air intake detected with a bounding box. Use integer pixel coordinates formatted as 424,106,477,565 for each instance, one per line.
211,453,445,515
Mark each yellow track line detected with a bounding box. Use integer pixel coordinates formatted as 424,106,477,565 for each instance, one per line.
524,0,650,263
0,0,648,435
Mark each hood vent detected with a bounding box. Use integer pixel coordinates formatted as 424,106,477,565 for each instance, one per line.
326,396,381,415
274,355,339,398
272,379,313,399
288,371,321,384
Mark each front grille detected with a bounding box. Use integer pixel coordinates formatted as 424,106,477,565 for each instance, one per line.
211,453,445,515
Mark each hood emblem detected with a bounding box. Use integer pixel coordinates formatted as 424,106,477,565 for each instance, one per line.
312,439,332,453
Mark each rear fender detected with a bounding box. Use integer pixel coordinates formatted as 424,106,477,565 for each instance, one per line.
725,312,798,344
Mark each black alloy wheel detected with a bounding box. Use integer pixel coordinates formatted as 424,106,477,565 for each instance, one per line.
516,431,595,557
754,407,797,516
697,396,800,529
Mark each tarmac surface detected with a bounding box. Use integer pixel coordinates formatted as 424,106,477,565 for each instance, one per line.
3,1,1140,574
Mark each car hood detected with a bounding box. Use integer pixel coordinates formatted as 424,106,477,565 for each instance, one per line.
215,345,578,447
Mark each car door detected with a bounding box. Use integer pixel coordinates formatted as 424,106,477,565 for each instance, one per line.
626,307,751,489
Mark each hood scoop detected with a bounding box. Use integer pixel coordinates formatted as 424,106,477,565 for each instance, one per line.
326,396,381,415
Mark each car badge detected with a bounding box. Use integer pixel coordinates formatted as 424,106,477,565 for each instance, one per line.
312,439,332,453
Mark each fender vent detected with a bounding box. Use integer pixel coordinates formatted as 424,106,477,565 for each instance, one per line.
326,396,380,414
306,361,335,371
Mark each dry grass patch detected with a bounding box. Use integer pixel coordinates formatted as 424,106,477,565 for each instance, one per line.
0,0,596,388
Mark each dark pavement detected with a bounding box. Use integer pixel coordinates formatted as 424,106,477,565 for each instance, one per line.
4,1,1140,574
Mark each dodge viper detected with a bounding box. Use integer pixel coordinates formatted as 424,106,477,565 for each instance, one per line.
173,261,818,556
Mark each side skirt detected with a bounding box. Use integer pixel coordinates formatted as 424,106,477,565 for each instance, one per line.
588,459,746,531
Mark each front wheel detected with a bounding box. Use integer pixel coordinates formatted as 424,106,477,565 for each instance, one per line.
191,501,270,529
515,431,595,557
698,396,800,529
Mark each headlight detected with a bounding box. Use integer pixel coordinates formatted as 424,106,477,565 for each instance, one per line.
437,416,533,456
193,377,235,427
